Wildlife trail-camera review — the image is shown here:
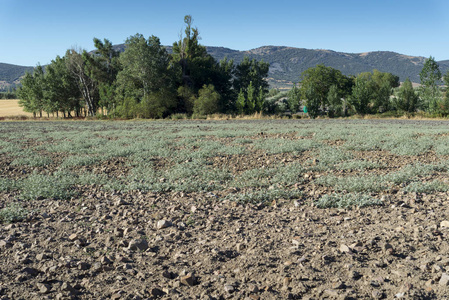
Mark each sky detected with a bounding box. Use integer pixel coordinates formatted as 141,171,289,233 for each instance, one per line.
1,0,448,66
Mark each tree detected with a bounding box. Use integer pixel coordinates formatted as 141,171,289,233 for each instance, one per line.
287,83,301,113
18,65,45,117
419,56,442,113
236,89,245,115
172,15,223,113
45,56,82,117
327,84,342,117
304,82,321,119
246,81,256,114
193,84,220,115
233,57,269,112
65,48,102,116
116,34,177,118
350,76,371,115
299,65,352,115
93,38,121,115
394,78,419,113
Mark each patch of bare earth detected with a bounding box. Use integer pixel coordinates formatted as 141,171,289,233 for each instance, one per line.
1,123,449,299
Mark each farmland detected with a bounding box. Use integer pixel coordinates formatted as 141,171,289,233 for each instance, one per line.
0,100,33,117
1,119,449,299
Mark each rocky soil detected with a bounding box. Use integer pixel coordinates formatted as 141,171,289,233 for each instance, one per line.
1,120,449,299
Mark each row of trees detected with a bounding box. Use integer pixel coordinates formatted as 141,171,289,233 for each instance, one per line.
283,56,449,118
18,16,269,118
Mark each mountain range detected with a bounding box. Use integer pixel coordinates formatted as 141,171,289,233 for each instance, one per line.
1,46,448,90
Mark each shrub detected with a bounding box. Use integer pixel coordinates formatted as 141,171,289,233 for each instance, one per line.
20,172,76,200
315,193,382,208
193,84,220,115
0,203,28,223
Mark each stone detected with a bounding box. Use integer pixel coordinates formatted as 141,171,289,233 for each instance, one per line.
0,240,12,248
128,239,149,251
36,253,49,261
440,220,449,228
150,287,165,297
68,234,78,241
439,273,449,286
283,277,292,287
156,220,173,229
332,281,345,289
224,284,235,293
37,282,51,294
340,244,352,254
180,273,195,286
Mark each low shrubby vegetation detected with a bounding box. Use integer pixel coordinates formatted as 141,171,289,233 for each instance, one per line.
1,119,449,212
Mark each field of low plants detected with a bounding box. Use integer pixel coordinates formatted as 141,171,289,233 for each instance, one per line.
2,119,449,206
1,119,449,299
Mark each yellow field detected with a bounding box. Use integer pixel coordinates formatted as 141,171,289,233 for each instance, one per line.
0,100,33,117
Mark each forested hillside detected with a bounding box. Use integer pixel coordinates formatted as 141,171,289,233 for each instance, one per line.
0,63,34,90
2,46,448,89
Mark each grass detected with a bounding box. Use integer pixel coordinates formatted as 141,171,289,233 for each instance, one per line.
0,100,33,117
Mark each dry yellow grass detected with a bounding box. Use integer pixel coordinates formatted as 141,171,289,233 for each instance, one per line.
0,100,33,117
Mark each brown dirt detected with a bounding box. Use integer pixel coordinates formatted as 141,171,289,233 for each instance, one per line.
1,122,449,299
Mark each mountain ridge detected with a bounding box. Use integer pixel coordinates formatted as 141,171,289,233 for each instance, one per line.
2,46,448,90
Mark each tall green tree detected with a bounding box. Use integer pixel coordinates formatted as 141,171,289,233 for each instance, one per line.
93,38,121,115
236,89,245,115
172,15,225,113
350,76,371,115
419,56,442,113
45,56,82,117
65,48,102,116
116,34,177,118
18,65,45,117
303,82,321,119
246,81,256,114
394,78,419,113
233,57,269,112
299,65,352,115
287,83,301,113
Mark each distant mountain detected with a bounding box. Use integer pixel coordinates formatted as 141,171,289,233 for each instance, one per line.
199,46,449,87
0,63,34,90
2,46,448,89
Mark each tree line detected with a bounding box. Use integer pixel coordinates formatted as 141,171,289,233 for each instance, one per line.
18,16,269,118
281,56,449,118
18,15,449,119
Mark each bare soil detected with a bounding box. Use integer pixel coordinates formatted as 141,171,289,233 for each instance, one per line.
1,120,449,299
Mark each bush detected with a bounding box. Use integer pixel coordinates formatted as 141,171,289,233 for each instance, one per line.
193,84,220,115
315,193,382,208
0,203,28,223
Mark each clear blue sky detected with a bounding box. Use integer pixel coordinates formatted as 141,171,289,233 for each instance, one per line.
1,0,448,66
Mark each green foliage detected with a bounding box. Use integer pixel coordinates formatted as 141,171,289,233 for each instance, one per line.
236,89,245,114
314,193,382,208
303,82,321,118
299,64,352,114
233,56,269,113
393,78,419,112
246,81,256,114
193,84,220,115
327,84,343,117
226,189,301,205
349,76,371,115
116,34,177,118
403,180,449,193
0,203,28,223
287,83,301,112
419,56,442,114
20,172,77,200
